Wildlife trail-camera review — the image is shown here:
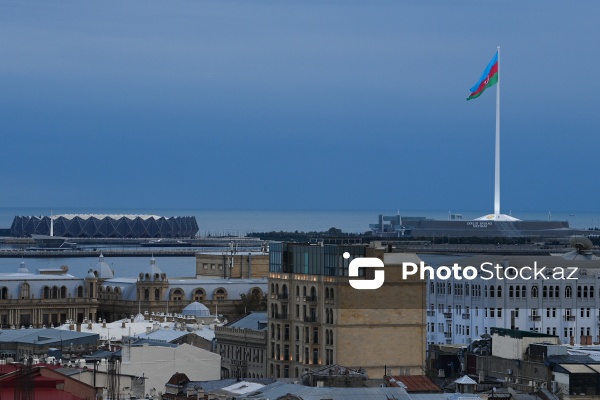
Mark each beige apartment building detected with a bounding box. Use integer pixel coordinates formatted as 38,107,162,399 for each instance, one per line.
196,251,270,279
267,242,426,379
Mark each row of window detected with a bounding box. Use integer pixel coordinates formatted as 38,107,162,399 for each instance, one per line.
137,287,261,302
0,285,86,300
431,282,597,299
270,284,335,301
432,304,597,320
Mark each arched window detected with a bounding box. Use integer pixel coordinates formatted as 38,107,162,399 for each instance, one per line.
194,288,205,301
490,286,495,298
60,286,67,298
215,288,226,301
329,289,334,301
532,285,538,298
77,286,84,298
43,286,50,299
497,286,502,298
154,288,160,301
20,283,30,299
1,287,8,299
171,288,184,302
509,285,514,298
144,288,150,301
521,285,526,297
554,286,559,298
52,286,59,299
565,286,572,298
543,286,548,298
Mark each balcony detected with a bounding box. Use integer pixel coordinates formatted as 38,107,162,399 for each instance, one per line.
274,313,288,320
564,315,576,322
529,315,541,321
277,293,289,301
462,313,470,319
443,312,452,319
426,311,435,317
303,316,317,323
444,332,452,338
305,296,317,303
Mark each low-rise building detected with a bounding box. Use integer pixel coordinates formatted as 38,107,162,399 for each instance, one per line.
215,311,268,379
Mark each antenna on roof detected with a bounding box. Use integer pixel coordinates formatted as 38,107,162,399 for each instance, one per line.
50,211,54,237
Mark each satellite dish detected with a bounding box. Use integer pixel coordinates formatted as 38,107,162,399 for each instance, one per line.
569,235,593,252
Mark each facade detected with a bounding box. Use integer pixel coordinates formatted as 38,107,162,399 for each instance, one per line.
97,256,267,322
425,254,600,346
215,311,268,379
196,251,270,279
0,262,99,328
11,214,198,238
267,242,426,379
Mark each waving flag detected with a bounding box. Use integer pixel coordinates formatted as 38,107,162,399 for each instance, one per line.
467,51,499,101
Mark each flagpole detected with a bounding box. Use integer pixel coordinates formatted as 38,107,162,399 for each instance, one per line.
494,45,501,218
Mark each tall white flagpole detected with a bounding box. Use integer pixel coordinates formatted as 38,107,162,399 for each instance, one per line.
494,46,501,218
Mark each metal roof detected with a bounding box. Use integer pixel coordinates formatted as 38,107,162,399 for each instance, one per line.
392,375,441,392
226,312,268,330
240,381,412,400
0,328,99,345
558,364,596,374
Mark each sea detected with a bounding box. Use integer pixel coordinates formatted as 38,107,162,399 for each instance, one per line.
1,207,599,278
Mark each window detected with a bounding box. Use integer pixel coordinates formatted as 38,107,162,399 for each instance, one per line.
215,288,226,301
194,288,205,301
171,288,184,302
531,285,538,298
20,283,30,299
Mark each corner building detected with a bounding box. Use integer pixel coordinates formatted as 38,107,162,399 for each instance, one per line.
267,242,426,379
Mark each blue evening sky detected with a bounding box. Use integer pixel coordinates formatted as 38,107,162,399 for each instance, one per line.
1,0,598,213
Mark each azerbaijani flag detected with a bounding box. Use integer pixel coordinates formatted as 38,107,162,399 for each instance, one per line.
467,51,498,101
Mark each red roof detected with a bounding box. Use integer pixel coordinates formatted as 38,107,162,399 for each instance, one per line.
390,375,441,392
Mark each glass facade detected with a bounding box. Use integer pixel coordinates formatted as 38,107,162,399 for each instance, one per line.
269,242,366,277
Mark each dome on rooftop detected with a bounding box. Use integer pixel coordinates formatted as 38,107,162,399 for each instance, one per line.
17,262,29,274
94,253,114,279
133,313,145,323
182,302,210,317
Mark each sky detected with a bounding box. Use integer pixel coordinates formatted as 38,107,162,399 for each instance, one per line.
1,0,599,214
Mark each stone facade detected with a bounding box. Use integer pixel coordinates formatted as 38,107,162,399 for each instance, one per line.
196,252,270,279
267,243,426,379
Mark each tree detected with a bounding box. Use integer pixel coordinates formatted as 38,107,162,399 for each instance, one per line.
235,292,267,314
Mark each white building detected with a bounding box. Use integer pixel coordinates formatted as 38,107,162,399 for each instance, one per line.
425,253,600,346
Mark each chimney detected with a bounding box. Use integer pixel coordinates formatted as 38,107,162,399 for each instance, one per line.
69,323,75,331
88,322,93,330
122,321,126,329
77,323,81,332
102,319,107,328
146,326,152,334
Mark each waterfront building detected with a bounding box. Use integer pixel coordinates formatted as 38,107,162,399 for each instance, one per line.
11,213,198,238
0,262,99,328
215,311,268,379
426,254,600,346
267,242,426,379
196,251,270,279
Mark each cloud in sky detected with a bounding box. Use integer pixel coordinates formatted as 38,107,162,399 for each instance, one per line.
1,0,599,212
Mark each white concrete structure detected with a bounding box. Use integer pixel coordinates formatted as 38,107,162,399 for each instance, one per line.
120,343,221,397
